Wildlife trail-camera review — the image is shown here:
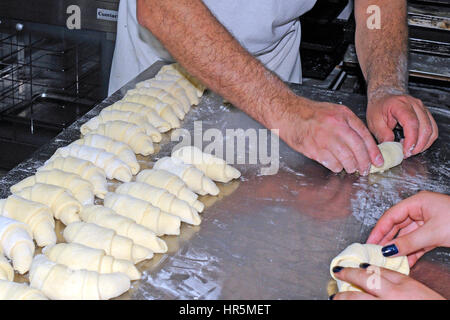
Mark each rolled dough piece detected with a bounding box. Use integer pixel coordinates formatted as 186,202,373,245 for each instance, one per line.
104,192,181,236
63,222,153,264
136,79,191,111
159,63,206,98
87,120,155,156
81,110,162,142
39,156,108,199
11,169,94,206
74,135,140,175
0,254,14,281
80,205,168,253
122,94,181,127
136,169,204,212
370,142,404,174
0,195,56,247
43,242,141,280
29,254,130,300
14,183,81,225
155,73,199,106
0,216,34,275
0,280,48,300
172,146,241,183
154,157,219,196
105,101,171,132
52,144,132,182
115,182,201,225
330,243,410,292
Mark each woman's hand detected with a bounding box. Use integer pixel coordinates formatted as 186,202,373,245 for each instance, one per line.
330,265,445,300
367,191,450,266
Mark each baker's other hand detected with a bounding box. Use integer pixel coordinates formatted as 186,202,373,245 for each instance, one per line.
330,265,445,300
271,98,383,176
366,93,438,158
366,191,450,266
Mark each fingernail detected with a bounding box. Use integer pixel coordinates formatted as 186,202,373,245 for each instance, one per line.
359,263,370,269
406,144,415,157
332,266,343,273
375,154,384,167
382,244,398,257
329,294,335,300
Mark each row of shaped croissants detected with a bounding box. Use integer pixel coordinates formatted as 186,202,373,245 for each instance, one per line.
0,63,241,300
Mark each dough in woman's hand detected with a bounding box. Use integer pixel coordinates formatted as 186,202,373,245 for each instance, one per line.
330,243,409,292
370,142,404,174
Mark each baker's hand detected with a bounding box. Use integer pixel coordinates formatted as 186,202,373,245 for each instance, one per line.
367,191,450,266
274,99,383,176
330,265,445,300
366,93,438,158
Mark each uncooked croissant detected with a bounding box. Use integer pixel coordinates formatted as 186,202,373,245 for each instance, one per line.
127,87,185,118
39,156,108,199
0,216,34,274
74,134,140,175
0,254,14,281
11,169,94,206
0,280,48,300
104,192,181,236
135,79,191,112
159,63,206,97
136,169,204,212
155,73,199,106
87,120,154,156
123,94,181,127
52,144,132,182
80,205,167,253
116,182,201,225
29,254,130,300
81,110,162,142
370,142,404,174
330,243,410,292
154,157,219,196
104,101,171,133
0,195,56,247
64,221,153,264
172,146,241,183
43,242,141,280
14,183,81,225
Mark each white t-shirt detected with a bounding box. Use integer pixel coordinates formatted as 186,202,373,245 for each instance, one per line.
108,0,317,95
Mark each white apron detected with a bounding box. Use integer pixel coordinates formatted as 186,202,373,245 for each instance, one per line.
108,0,317,95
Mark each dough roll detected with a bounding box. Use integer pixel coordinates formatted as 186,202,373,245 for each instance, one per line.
43,242,141,280
88,120,155,156
159,63,206,98
154,157,219,196
74,135,140,175
370,142,404,174
104,101,171,133
123,94,180,128
39,156,108,199
52,144,132,182
0,254,14,281
155,73,199,106
0,280,48,300
80,205,168,253
29,254,130,300
135,79,191,112
136,169,204,212
116,182,201,225
127,86,185,118
0,195,56,247
11,169,94,206
0,216,35,274
172,146,241,183
14,183,81,225
81,110,162,142
104,193,181,236
330,243,410,292
63,222,153,264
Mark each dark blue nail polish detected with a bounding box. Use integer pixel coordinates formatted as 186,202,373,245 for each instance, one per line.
382,244,398,257
328,294,335,300
332,266,343,273
359,263,370,269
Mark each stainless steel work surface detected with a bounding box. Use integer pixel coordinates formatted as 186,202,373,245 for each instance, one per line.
1,61,449,299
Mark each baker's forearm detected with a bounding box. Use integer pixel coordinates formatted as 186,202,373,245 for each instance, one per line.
137,0,305,128
354,0,409,101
